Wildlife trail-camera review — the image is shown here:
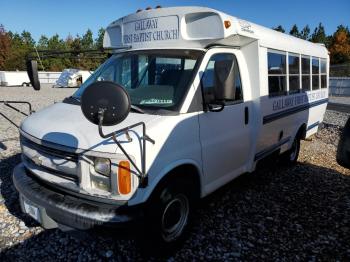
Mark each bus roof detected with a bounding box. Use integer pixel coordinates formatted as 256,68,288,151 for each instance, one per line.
103,6,328,58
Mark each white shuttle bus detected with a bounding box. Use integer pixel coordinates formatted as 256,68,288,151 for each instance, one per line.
13,6,329,247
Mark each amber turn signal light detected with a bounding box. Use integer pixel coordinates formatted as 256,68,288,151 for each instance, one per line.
118,161,131,194
224,20,231,29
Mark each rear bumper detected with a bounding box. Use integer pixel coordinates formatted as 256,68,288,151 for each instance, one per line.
13,163,144,230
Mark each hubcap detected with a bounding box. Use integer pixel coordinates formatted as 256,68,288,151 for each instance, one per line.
161,194,189,242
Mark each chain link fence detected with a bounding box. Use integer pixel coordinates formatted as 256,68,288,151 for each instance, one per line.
329,63,350,97
330,63,350,77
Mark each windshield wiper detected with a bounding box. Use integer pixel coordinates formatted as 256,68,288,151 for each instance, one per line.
63,96,80,105
130,105,145,114
70,96,80,102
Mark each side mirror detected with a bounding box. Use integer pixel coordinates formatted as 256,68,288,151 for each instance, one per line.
213,59,235,101
337,117,350,168
81,81,130,126
26,60,41,91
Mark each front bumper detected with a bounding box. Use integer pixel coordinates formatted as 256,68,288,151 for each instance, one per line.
12,163,143,230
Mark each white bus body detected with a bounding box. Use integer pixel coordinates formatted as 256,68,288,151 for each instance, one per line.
0,71,30,86
13,6,329,244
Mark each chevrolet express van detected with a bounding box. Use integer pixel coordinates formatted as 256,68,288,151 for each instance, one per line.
13,6,329,248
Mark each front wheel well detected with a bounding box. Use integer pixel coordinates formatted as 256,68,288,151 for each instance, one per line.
149,164,201,202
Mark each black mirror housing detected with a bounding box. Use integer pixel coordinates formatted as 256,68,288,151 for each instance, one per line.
213,59,235,101
81,81,131,126
26,60,41,91
337,117,350,168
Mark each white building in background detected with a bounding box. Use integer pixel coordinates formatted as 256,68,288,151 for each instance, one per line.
38,71,61,84
0,71,30,86
0,71,61,86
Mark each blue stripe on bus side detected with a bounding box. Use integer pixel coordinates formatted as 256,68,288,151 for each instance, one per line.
254,136,291,161
307,121,320,131
263,98,328,125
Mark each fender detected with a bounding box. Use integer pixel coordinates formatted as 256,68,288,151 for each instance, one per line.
282,123,306,154
128,158,203,206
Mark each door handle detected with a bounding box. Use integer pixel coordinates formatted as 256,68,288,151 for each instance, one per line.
245,106,249,125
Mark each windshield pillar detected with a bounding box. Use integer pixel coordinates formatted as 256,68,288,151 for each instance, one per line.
131,55,139,89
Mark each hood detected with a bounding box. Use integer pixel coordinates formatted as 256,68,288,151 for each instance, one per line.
20,102,161,154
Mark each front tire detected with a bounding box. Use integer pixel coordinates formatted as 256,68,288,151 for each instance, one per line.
143,179,193,254
160,192,189,242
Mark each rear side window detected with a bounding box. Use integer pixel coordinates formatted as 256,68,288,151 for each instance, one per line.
201,53,243,105
267,51,326,96
268,52,287,96
288,54,300,93
301,57,311,91
320,59,327,88
312,57,320,90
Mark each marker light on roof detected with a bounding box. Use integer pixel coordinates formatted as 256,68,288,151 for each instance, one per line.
156,5,162,9
145,7,152,10
136,9,142,13
224,20,231,29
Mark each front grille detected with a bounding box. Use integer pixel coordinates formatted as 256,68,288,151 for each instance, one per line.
20,134,79,162
23,155,78,183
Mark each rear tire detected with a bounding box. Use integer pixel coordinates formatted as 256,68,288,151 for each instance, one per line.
280,135,300,165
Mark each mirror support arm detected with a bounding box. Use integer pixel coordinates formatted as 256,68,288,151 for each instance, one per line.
97,108,155,188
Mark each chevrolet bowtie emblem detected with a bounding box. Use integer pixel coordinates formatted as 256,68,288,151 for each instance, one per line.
32,155,43,166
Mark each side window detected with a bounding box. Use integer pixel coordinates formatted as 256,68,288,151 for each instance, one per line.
312,57,320,90
201,53,243,105
268,51,287,96
320,59,327,89
301,56,311,91
288,54,300,93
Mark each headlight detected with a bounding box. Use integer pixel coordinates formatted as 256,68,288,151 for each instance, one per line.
94,157,111,176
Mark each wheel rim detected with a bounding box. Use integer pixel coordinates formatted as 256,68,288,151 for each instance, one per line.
161,194,189,242
290,138,299,161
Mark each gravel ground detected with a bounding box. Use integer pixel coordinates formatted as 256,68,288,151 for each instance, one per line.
323,110,349,127
1,85,350,261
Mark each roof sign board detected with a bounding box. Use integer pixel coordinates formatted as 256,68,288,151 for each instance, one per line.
103,7,238,50
122,15,179,45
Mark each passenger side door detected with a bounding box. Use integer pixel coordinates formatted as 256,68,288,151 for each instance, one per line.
199,50,252,193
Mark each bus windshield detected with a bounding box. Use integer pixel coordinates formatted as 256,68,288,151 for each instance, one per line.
73,49,203,112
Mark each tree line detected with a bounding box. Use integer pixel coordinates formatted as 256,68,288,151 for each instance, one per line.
0,23,349,72
273,23,350,65
0,25,106,71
